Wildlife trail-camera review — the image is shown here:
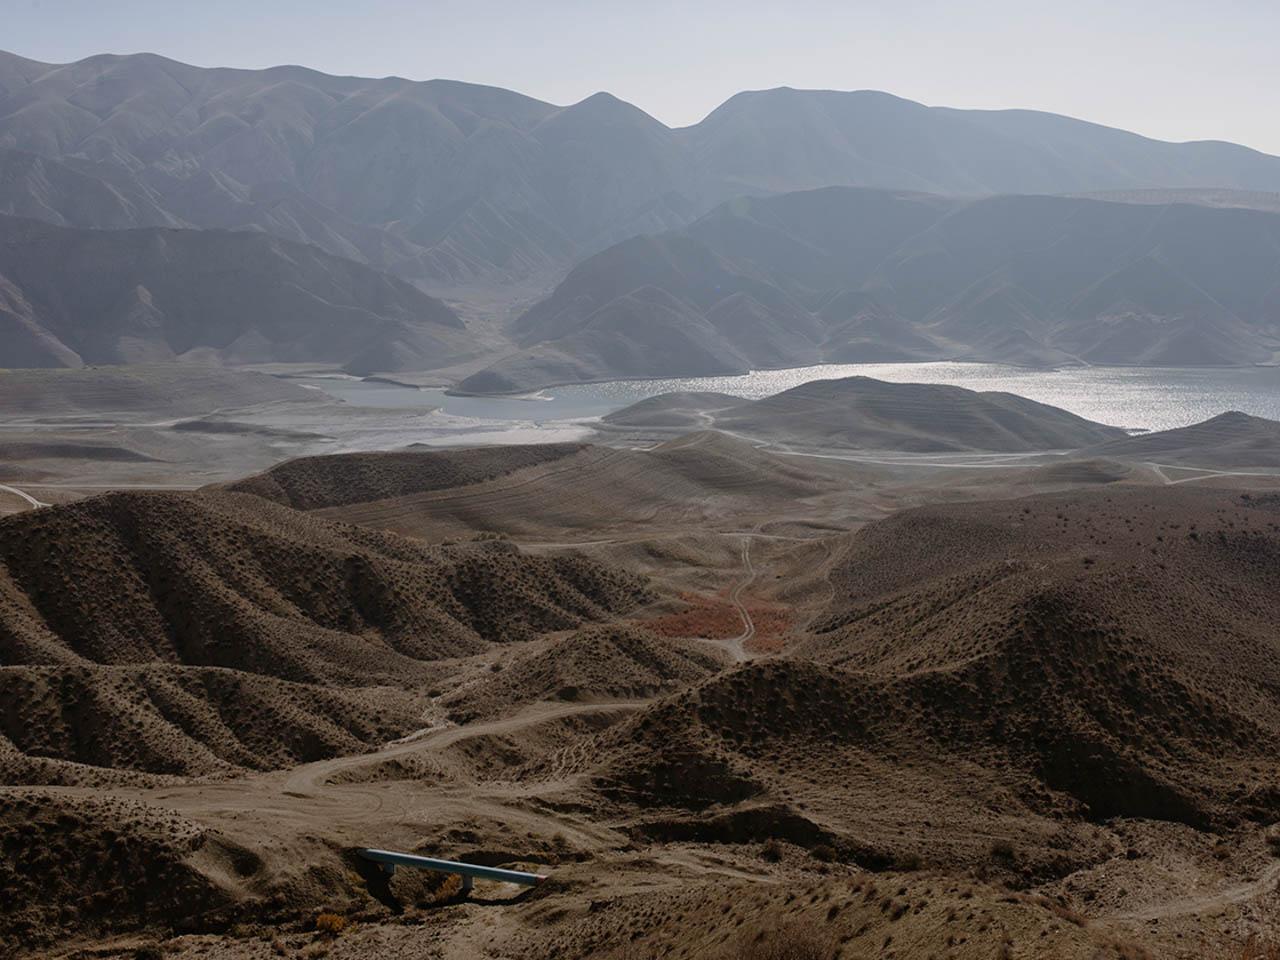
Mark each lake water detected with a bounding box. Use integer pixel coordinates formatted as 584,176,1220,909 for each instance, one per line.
303,362,1280,438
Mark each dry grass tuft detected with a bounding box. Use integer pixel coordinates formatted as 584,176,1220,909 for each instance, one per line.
314,912,347,936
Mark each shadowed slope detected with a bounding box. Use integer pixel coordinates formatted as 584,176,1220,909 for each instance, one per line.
0,214,468,371
225,443,589,510
462,188,1280,390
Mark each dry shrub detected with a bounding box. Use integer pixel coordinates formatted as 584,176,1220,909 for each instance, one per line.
423,872,465,904
730,919,840,960
990,840,1016,860
639,591,742,639
761,838,783,862
314,912,347,935
810,844,836,863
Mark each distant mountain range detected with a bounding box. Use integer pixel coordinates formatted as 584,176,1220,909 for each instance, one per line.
0,214,468,371
3,50,1280,378
6,49,1280,292
457,188,1280,391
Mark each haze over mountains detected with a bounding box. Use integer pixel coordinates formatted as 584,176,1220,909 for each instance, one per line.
5,48,1280,297
460,188,1280,391
0,214,470,371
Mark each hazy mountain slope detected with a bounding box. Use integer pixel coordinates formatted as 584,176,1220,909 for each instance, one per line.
0,490,650,775
0,147,179,229
460,188,1280,390
0,214,470,371
0,51,686,285
689,88,1280,200
5,51,1280,288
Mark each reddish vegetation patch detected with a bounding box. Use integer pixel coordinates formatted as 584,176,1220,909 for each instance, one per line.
639,591,743,639
743,599,793,653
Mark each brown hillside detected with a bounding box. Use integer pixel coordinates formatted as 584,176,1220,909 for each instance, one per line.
1079,410,1280,468
224,443,588,510
0,491,650,774
0,793,243,955
797,487,1280,824
439,624,727,723
534,486,1280,876
314,433,853,539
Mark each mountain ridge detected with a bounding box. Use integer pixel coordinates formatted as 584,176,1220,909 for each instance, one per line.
6,49,1280,292
458,187,1280,390
0,212,471,371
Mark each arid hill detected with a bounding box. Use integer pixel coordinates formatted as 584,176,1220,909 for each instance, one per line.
600,391,744,429
608,376,1127,452
527,486,1280,880
440,624,727,723
1079,410,1280,467
0,490,649,777
225,443,589,510
294,433,857,539
461,188,1280,391
0,214,468,372
797,487,1280,825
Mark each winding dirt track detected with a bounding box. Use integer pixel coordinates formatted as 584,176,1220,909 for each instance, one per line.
719,534,757,662
0,483,48,509
282,700,647,798
1110,858,1280,922
1147,461,1280,486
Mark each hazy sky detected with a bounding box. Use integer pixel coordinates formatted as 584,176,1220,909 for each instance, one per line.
7,0,1280,155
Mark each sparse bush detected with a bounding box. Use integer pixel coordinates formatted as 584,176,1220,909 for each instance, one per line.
730,919,840,959
989,840,1016,861
761,838,783,862
895,850,924,870
133,947,164,960
422,872,464,904
810,844,836,863
314,912,347,936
